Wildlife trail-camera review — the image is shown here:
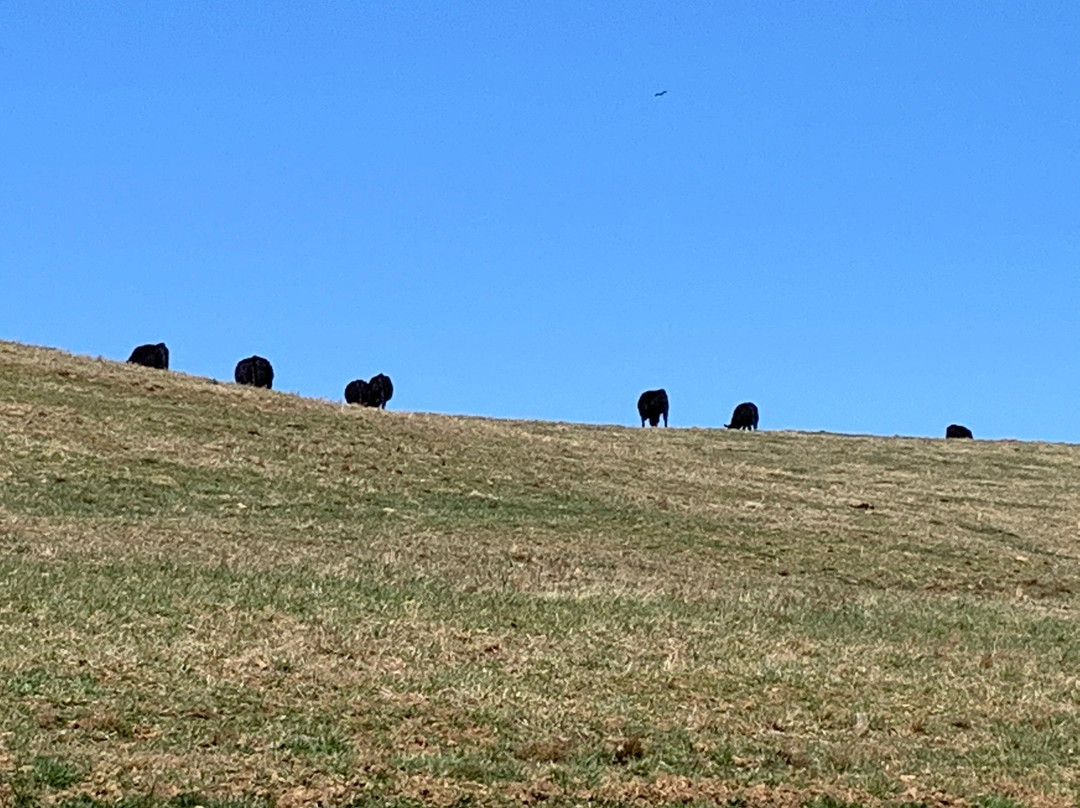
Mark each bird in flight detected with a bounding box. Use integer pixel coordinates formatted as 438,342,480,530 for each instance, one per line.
654,90,668,97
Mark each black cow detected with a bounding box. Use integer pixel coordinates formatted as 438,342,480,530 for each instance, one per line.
344,379,368,405
726,401,759,430
637,389,669,427
345,373,394,408
945,424,973,439
127,343,169,370
368,373,393,409
234,355,274,389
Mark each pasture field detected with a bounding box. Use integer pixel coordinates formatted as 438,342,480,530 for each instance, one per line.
0,340,1078,808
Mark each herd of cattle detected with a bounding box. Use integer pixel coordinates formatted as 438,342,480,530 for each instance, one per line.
126,342,394,410
126,342,974,438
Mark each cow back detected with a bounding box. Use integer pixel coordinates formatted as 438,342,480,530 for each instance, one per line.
235,355,274,389
345,379,368,405
127,342,169,370
637,388,669,426
369,374,394,408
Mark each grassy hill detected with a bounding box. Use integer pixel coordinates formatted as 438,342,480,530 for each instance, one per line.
1,340,1077,808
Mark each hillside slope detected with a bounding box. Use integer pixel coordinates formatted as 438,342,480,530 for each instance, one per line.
1,340,1078,807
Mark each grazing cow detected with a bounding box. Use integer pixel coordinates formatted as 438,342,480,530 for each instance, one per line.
127,343,169,370
344,379,369,405
637,389,669,427
725,401,759,431
946,424,973,439
368,373,394,409
234,355,274,389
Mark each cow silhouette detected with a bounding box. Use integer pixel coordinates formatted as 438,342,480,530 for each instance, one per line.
234,356,274,389
345,374,394,408
945,424,973,439
368,373,394,409
637,389,669,427
344,379,368,405
725,402,759,430
127,343,169,370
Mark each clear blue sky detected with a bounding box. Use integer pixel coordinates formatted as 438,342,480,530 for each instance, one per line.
3,2,1078,440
